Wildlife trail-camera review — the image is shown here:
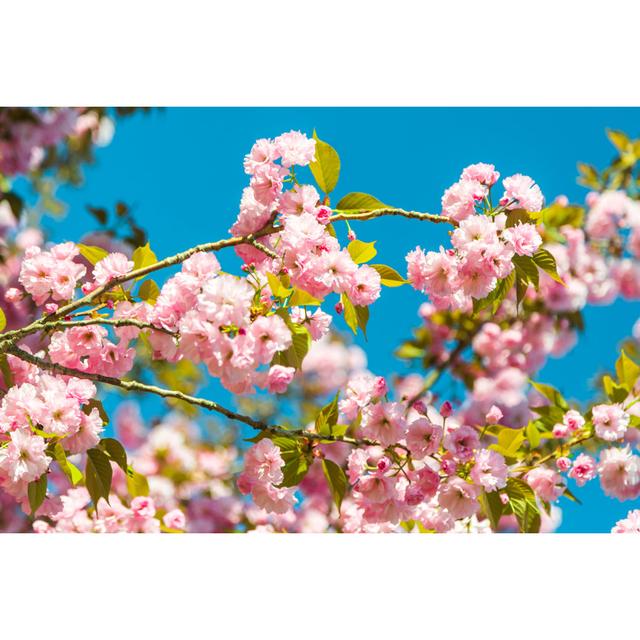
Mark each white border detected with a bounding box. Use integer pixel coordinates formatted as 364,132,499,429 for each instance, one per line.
4,534,640,637
3,0,640,105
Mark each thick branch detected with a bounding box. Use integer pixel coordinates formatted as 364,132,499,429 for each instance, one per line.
7,345,378,448
331,208,452,226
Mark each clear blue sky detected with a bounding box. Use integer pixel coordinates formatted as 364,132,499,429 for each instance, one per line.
39,107,640,532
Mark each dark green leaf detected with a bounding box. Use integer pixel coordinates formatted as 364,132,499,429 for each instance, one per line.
322,459,347,513
100,438,128,473
86,448,113,507
28,474,48,516
505,477,541,533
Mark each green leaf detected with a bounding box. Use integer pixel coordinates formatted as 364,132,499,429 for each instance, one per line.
77,244,109,265
512,255,539,289
316,393,340,436
126,467,149,498
505,477,541,533
309,130,340,195
335,192,386,211
28,474,48,516
0,353,13,387
272,437,309,487
138,279,160,304
266,272,293,299
341,294,358,335
288,288,322,306
489,269,516,314
131,242,158,276
100,438,128,473
603,375,629,403
505,208,532,227
347,239,377,264
532,248,563,284
562,486,582,505
370,264,408,287
615,350,640,390
479,490,504,531
0,307,6,333
530,380,569,411
395,343,425,359
272,312,311,370
607,129,631,153
83,399,109,425
515,273,529,307
526,421,541,448
51,442,83,486
321,459,347,513
85,448,113,508
577,162,600,189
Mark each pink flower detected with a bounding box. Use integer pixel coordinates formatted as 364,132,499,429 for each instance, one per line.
406,418,443,458
501,222,542,256
470,449,508,492
443,424,480,462
249,315,292,364
612,509,640,533
348,265,382,307
267,365,296,394
359,402,407,447
131,496,156,519
441,179,486,222
461,163,500,186
485,405,503,424
274,130,316,168
437,477,480,518
526,467,565,502
500,174,544,212
563,409,585,433
592,404,630,442
92,252,134,286
0,430,51,485
406,247,460,298
568,453,596,487
163,509,187,530
598,446,640,500
556,457,572,472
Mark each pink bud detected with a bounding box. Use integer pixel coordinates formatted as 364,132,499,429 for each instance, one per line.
556,457,572,472
316,206,331,225
377,457,392,473
334,302,344,315
106,300,115,310
554,195,569,207
4,287,22,304
44,303,58,314
412,400,427,415
440,401,453,418
552,423,570,439
347,230,357,241
485,405,503,424
373,376,387,397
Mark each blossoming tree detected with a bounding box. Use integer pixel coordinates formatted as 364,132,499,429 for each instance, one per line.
1,110,639,533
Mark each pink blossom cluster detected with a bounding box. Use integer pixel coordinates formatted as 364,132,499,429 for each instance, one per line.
230,131,382,306
18,242,86,306
0,368,102,507
407,166,543,310
237,439,297,515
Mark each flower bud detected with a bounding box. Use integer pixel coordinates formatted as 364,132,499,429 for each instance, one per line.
440,401,453,418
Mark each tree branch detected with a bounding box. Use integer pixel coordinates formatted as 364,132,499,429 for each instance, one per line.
7,345,379,448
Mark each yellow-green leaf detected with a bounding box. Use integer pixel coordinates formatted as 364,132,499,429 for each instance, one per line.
0,307,6,332
288,288,322,306
335,192,386,211
322,459,347,513
347,239,377,264
309,130,340,195
370,264,407,287
266,272,293,299
138,279,160,304
132,243,158,277
77,244,109,265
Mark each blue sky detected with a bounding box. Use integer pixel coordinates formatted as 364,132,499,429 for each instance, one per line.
37,107,640,532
